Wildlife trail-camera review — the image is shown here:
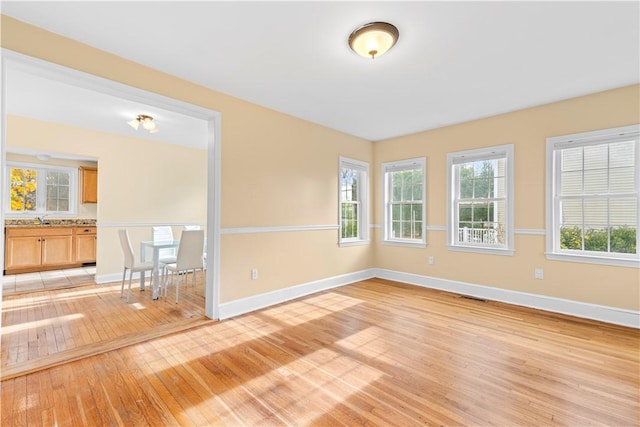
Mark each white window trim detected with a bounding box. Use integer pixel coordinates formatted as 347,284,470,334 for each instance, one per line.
545,124,640,268
339,156,369,247
447,144,514,256
382,157,427,248
5,161,79,218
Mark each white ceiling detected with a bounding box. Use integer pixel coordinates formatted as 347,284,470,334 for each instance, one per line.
2,1,639,143
6,68,211,150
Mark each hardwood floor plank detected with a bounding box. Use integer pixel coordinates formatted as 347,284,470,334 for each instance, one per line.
110,348,182,426
25,372,42,426
0,378,16,426
10,376,28,427
81,355,123,426
141,364,200,426
36,370,55,426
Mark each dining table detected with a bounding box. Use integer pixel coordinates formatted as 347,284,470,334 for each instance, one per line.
140,239,180,300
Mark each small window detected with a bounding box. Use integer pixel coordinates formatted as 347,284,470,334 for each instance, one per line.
339,157,369,246
382,157,426,247
447,145,514,255
546,125,639,267
6,162,78,217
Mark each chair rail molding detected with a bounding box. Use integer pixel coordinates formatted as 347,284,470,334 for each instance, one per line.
221,224,339,235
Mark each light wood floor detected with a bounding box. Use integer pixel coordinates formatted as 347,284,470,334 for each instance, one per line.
2,278,639,426
1,271,206,379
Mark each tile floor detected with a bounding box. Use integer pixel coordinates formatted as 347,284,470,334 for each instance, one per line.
2,266,96,295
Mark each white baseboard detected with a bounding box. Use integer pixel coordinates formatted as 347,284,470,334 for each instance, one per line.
96,271,151,285
218,269,375,320
373,268,640,329
96,273,122,284
101,267,639,328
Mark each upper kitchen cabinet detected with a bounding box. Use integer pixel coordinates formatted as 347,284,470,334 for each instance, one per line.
80,166,98,203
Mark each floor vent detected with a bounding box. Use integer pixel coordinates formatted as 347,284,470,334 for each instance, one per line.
460,295,487,302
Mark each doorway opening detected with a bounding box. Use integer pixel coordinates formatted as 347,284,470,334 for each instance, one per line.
0,50,221,378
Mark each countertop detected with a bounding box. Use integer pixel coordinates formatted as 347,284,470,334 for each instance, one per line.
5,219,97,228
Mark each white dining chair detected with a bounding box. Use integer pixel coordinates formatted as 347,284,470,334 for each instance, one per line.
183,225,207,268
118,229,154,303
152,226,177,264
162,229,205,303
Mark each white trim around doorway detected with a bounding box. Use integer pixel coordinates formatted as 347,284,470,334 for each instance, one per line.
0,49,222,319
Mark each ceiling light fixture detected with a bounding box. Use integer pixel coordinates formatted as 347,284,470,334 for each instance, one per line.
128,114,158,134
348,21,399,59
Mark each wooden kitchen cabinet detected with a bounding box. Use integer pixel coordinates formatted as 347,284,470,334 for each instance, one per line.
41,234,74,266
80,167,98,203
74,226,97,264
4,234,42,270
5,227,78,274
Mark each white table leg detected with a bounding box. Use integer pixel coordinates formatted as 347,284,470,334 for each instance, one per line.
152,249,160,299
139,242,149,292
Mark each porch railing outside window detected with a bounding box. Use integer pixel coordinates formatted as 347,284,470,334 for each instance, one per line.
457,227,498,244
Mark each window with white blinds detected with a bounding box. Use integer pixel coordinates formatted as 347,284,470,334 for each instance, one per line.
546,125,639,267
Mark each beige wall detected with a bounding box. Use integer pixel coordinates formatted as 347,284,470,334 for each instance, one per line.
219,104,374,301
373,85,640,311
1,16,375,302
6,115,208,277
6,152,98,219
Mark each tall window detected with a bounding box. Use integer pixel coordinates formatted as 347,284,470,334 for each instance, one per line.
6,162,78,217
382,157,426,247
339,157,369,246
546,125,639,267
448,145,514,254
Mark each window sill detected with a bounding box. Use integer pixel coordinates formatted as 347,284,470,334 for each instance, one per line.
382,239,427,249
546,252,640,268
447,245,514,256
339,239,370,248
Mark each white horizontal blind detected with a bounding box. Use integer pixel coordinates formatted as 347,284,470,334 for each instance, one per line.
552,128,638,257
383,158,423,173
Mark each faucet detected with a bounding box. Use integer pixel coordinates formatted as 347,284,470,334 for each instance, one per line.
35,215,49,225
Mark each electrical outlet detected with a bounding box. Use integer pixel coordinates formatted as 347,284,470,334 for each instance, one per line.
534,268,544,280
251,268,258,280
428,256,435,265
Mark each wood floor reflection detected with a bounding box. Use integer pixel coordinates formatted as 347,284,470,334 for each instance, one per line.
1,278,638,426
1,270,206,379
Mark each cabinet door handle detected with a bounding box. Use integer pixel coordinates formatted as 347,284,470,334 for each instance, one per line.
84,229,90,232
